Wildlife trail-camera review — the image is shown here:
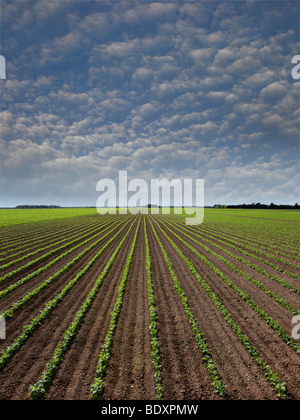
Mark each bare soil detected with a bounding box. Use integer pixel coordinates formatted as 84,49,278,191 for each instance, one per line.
0,214,299,400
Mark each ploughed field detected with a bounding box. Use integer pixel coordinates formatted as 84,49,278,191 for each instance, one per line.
0,209,299,400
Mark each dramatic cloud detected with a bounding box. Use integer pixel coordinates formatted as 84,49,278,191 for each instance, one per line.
0,0,299,207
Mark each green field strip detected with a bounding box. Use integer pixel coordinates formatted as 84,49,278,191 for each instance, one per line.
144,217,163,400
0,216,136,374
153,217,300,359
0,208,98,228
207,209,300,222
150,216,287,398
203,209,300,226
148,216,227,398
159,217,300,299
90,216,141,399
0,217,132,316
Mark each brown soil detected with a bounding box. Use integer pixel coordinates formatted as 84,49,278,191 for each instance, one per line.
0,214,299,400
0,218,132,353
98,220,155,400
163,219,300,308
0,217,136,399
151,216,300,399
0,218,115,280
0,218,102,263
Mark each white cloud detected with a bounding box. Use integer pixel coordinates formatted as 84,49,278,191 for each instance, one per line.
259,81,287,100
132,67,153,83
1,1,298,207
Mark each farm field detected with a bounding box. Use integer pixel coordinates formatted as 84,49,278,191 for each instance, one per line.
0,209,299,400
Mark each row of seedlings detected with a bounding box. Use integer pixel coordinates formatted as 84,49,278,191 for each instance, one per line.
150,216,287,398
0,216,135,372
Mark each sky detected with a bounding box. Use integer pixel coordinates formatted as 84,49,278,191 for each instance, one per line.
0,0,299,207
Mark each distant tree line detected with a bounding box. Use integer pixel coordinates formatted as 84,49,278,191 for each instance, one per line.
213,203,300,209
16,205,61,209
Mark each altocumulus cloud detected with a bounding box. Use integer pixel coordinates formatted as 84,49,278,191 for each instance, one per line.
0,0,299,207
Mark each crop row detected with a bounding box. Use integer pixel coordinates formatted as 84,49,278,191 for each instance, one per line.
0,215,98,250
163,216,300,280
194,223,300,294
144,218,163,400
0,217,128,300
148,217,227,397
195,220,300,259
90,216,141,399
0,218,103,262
200,224,300,262
29,216,138,399
154,217,300,359
195,214,299,253
0,217,113,272
161,217,300,304
203,211,299,241
1,213,297,400
0,216,134,373
0,217,132,318
150,216,287,397
0,217,122,285
157,217,300,355
198,225,300,272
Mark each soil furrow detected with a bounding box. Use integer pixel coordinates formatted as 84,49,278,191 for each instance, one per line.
0,218,129,293
150,217,279,400
153,217,300,399
0,212,298,400
0,215,101,250
0,216,137,400
145,217,223,400
166,219,300,282
162,219,300,311
0,219,112,278
0,219,103,263
0,218,132,352
44,217,140,400
99,218,155,400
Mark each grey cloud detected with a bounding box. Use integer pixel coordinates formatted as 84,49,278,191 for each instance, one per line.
1,0,298,207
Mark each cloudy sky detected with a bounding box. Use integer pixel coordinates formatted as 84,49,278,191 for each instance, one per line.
0,0,299,207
